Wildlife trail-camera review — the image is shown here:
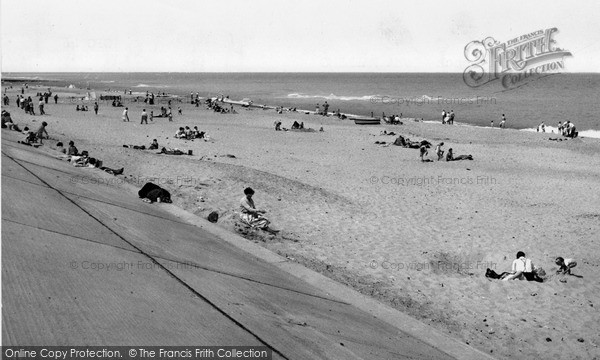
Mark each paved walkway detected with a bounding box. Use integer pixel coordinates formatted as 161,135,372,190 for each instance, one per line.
1,132,494,359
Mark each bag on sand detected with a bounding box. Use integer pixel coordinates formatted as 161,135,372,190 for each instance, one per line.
138,182,172,203
207,211,219,223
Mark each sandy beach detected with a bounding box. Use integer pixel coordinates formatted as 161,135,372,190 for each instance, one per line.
3,83,600,359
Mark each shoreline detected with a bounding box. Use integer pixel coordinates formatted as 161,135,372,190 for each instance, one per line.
4,73,599,137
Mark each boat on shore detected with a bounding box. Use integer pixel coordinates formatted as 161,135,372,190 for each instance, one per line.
352,117,381,125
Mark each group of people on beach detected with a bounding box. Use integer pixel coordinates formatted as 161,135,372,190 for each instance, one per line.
557,121,578,137
491,114,507,128
315,102,330,116
419,142,473,162
441,110,455,124
205,98,236,114
174,126,206,140
486,251,578,282
60,140,124,175
14,95,48,116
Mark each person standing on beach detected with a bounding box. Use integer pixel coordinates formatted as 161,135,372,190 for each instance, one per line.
490,120,494,127
140,109,148,124
315,103,320,115
122,107,130,122
54,94,59,104
322,101,329,116
441,110,446,124
94,102,99,115
435,142,444,161
499,114,506,128
36,122,48,144
167,107,173,122
38,98,45,115
449,110,455,125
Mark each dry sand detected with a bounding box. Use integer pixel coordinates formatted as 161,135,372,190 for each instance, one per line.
3,84,600,359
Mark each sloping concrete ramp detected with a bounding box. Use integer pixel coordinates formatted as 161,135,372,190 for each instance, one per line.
1,133,492,359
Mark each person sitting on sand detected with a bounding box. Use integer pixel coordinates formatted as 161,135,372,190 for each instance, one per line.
1,110,16,129
555,257,577,275
502,251,527,281
239,187,279,235
292,121,300,130
502,251,543,282
67,141,79,156
435,142,444,161
191,126,204,139
149,139,159,150
419,145,432,162
76,105,81,111
274,121,282,131
23,130,37,145
174,127,186,139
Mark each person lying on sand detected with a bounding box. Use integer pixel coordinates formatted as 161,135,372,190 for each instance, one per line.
159,147,186,155
502,251,544,282
87,158,123,175
239,187,279,235
446,148,473,161
555,257,577,275
123,144,146,150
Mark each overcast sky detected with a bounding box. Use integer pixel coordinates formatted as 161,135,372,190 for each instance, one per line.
2,0,599,72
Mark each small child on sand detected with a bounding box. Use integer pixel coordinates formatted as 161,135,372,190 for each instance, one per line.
419,145,428,162
435,142,444,161
36,121,48,144
555,257,577,275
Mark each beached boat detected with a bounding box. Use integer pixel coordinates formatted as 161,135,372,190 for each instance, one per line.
352,117,381,125
222,98,251,107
